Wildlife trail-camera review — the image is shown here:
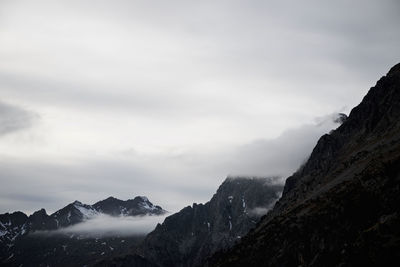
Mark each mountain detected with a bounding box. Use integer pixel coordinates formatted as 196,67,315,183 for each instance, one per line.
98,177,283,267
93,196,165,216
208,64,400,266
0,196,166,266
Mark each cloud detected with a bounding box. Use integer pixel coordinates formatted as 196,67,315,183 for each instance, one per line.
0,0,399,216
0,113,344,215
225,113,345,178
0,101,38,136
248,187,283,217
35,214,168,238
247,207,271,217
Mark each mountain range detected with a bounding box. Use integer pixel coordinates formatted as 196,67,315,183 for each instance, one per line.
99,176,283,267
0,196,166,266
1,63,399,266
95,63,400,267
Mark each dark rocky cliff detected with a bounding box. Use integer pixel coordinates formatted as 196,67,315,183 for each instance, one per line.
208,64,400,266
98,177,283,267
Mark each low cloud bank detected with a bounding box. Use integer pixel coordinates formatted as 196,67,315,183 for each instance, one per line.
226,113,345,178
247,189,282,217
35,214,168,238
247,207,271,217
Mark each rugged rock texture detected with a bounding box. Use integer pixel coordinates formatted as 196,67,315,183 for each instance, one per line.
94,196,165,216
208,64,400,266
100,177,283,267
0,196,166,266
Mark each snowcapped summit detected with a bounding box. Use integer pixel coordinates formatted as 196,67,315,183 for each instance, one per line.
72,201,98,220
0,194,167,264
93,196,166,216
137,196,149,202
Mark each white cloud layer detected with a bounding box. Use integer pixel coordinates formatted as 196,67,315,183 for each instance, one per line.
35,214,168,237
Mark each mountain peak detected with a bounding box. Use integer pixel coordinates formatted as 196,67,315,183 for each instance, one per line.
135,196,149,202
104,196,118,201
387,62,400,76
31,208,47,217
93,196,166,216
209,63,400,267
130,176,283,267
282,63,400,198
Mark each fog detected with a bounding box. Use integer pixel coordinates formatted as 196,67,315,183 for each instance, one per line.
35,214,168,238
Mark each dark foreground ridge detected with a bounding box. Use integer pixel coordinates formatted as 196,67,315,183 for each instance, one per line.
207,64,400,266
97,177,283,267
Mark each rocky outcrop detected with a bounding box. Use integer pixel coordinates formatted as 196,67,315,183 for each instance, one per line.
100,177,283,267
208,64,400,266
93,196,165,217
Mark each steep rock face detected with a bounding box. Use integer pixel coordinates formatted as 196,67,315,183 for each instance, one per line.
27,209,58,231
0,212,28,257
208,64,400,266
51,201,98,228
102,177,283,267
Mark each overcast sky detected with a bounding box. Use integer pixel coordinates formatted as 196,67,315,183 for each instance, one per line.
0,0,399,214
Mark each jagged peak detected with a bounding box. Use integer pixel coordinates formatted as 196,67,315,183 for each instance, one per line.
31,208,48,217
282,62,400,198
136,196,149,202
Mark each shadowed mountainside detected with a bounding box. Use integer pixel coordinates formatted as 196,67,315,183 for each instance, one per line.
208,64,400,266
97,177,283,267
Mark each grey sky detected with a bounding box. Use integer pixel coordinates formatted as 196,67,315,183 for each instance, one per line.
0,0,399,214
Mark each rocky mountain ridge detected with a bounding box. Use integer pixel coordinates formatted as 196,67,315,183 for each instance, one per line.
208,63,400,266
0,196,166,266
97,176,284,267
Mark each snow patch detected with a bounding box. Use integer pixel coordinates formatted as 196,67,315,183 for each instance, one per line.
138,196,149,202
20,224,27,235
0,230,8,237
74,203,98,219
139,201,157,211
